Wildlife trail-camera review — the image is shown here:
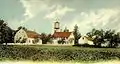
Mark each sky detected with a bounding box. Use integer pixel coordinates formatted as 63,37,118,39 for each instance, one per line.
0,0,120,35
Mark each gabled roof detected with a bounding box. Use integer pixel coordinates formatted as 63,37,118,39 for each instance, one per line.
82,36,93,41
26,30,40,38
52,32,72,38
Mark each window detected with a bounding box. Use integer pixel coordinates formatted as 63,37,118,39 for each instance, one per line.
83,37,84,40
32,40,35,44
19,37,22,39
32,40,33,43
29,40,31,43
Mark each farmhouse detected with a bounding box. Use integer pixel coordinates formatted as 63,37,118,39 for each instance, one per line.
79,36,94,45
14,28,42,44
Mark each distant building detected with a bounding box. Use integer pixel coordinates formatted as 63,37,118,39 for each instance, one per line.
52,21,74,45
101,39,109,47
14,28,42,44
52,32,74,44
79,36,94,45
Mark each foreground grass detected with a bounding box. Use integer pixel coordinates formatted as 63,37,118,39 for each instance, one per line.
0,45,120,62
0,60,120,64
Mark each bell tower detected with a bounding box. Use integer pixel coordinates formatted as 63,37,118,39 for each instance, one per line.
54,18,60,32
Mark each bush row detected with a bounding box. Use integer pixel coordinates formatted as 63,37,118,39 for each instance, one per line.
0,45,120,62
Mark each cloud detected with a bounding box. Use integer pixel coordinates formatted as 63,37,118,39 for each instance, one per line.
19,0,76,33
67,8,120,35
20,0,51,24
18,0,120,34
45,5,75,20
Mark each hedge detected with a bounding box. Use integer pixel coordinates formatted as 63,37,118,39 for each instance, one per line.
0,45,120,62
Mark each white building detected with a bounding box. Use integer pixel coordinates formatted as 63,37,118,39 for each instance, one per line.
79,36,94,45
52,21,74,45
52,32,74,45
14,28,42,44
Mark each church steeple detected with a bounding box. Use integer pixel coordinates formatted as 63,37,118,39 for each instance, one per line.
54,18,60,32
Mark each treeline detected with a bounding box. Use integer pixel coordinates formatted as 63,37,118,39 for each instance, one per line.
85,28,120,48
72,25,120,48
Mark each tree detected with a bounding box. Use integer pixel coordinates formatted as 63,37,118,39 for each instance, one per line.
34,38,40,43
45,34,53,44
17,26,23,30
0,19,14,45
86,28,105,47
40,33,52,44
87,28,96,38
40,33,46,44
17,26,27,32
63,27,69,32
115,32,120,47
73,25,81,45
104,29,119,47
58,38,65,44
87,28,120,47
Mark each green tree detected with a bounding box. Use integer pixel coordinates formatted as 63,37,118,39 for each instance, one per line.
104,29,118,47
58,38,65,44
73,25,81,45
63,27,69,32
17,26,27,31
0,19,14,45
46,34,53,44
40,33,46,44
115,32,120,47
40,33,52,44
87,28,120,47
87,28,96,38
86,28,105,47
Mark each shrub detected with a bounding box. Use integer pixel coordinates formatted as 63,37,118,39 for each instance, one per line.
0,45,120,62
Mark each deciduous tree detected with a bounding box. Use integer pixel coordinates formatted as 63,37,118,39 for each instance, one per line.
73,25,81,45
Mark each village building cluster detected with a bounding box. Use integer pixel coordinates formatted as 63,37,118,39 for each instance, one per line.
14,20,94,45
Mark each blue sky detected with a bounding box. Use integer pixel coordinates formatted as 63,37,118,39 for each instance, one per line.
0,0,120,34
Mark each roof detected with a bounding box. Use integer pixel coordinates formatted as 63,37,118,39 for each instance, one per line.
52,32,72,38
83,36,93,41
26,30,40,38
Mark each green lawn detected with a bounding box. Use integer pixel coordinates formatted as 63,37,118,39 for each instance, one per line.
0,45,120,62
16,45,120,52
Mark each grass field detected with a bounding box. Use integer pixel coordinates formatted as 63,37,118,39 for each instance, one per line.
1,60,120,64
0,45,120,62
17,45,120,52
